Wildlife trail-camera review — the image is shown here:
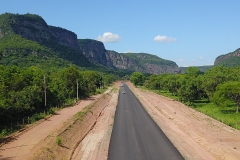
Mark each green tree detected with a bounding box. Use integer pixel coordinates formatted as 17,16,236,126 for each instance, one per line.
177,67,202,104
213,81,240,113
60,66,80,99
202,66,236,101
130,72,146,86
144,74,160,90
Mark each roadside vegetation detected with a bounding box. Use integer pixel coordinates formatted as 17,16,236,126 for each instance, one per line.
0,65,117,138
130,66,240,130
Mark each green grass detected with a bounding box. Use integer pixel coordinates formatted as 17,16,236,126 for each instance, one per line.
56,136,62,146
193,100,240,130
96,86,108,94
139,86,178,100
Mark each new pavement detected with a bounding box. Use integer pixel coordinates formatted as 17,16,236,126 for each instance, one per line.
108,83,184,160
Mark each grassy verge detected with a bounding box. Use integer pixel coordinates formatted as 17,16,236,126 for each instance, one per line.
142,87,240,130
193,100,240,130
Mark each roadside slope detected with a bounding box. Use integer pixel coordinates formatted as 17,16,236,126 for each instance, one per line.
0,95,102,160
72,86,119,160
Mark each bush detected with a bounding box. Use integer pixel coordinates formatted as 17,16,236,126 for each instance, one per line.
56,136,62,146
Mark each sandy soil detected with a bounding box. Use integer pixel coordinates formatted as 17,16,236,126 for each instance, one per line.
0,94,102,160
71,84,119,160
127,82,240,160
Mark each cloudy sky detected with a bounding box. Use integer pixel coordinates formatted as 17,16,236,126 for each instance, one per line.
1,0,240,67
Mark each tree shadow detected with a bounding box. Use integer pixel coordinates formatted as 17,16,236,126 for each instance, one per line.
193,100,209,103
221,109,236,114
0,136,18,146
0,156,14,160
60,144,69,149
192,99,209,108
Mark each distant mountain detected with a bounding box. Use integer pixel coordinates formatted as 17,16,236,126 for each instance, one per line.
214,48,240,67
0,13,91,70
78,39,179,74
0,13,179,74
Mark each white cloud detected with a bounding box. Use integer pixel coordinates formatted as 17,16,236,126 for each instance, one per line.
124,50,132,53
200,56,204,60
154,35,177,42
179,59,184,62
97,32,121,42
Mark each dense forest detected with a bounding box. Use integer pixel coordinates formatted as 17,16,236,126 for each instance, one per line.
0,65,117,136
130,66,240,129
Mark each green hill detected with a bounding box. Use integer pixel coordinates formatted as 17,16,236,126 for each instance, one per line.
122,53,177,67
214,48,240,67
0,13,91,71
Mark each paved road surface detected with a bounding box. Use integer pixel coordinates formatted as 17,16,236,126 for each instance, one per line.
108,83,184,160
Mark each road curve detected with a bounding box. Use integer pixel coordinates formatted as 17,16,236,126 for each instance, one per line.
108,83,184,160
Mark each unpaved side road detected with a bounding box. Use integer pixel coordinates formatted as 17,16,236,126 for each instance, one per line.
71,85,119,160
127,82,240,160
0,94,102,160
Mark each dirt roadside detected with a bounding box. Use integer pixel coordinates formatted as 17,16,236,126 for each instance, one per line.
127,82,240,160
71,83,119,160
30,91,113,160
0,91,106,160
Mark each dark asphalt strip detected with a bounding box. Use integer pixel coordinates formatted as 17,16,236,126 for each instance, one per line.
108,83,184,160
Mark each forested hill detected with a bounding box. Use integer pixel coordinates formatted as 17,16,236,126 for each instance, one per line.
0,13,179,74
214,48,240,67
0,13,91,70
78,39,179,74
122,53,179,74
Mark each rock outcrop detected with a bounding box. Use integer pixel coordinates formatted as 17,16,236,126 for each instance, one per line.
214,48,240,66
5,13,79,50
78,39,108,66
0,13,180,74
78,39,179,74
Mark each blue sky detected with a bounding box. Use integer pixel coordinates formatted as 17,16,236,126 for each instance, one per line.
1,0,240,67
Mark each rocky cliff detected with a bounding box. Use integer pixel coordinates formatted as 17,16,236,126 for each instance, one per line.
78,39,179,74
0,13,90,68
2,13,79,50
78,39,108,66
0,13,180,74
105,50,137,69
214,48,240,67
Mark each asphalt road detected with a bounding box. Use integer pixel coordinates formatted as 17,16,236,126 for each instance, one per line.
108,83,184,160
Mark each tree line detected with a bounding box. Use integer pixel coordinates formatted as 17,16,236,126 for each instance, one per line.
130,66,240,113
0,65,117,131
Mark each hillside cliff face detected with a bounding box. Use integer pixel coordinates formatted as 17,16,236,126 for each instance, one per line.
105,50,137,69
0,13,91,68
78,39,179,74
214,48,240,67
2,13,79,50
78,39,108,66
0,13,179,74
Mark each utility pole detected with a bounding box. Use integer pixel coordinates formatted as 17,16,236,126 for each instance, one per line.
44,75,46,107
76,79,78,101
